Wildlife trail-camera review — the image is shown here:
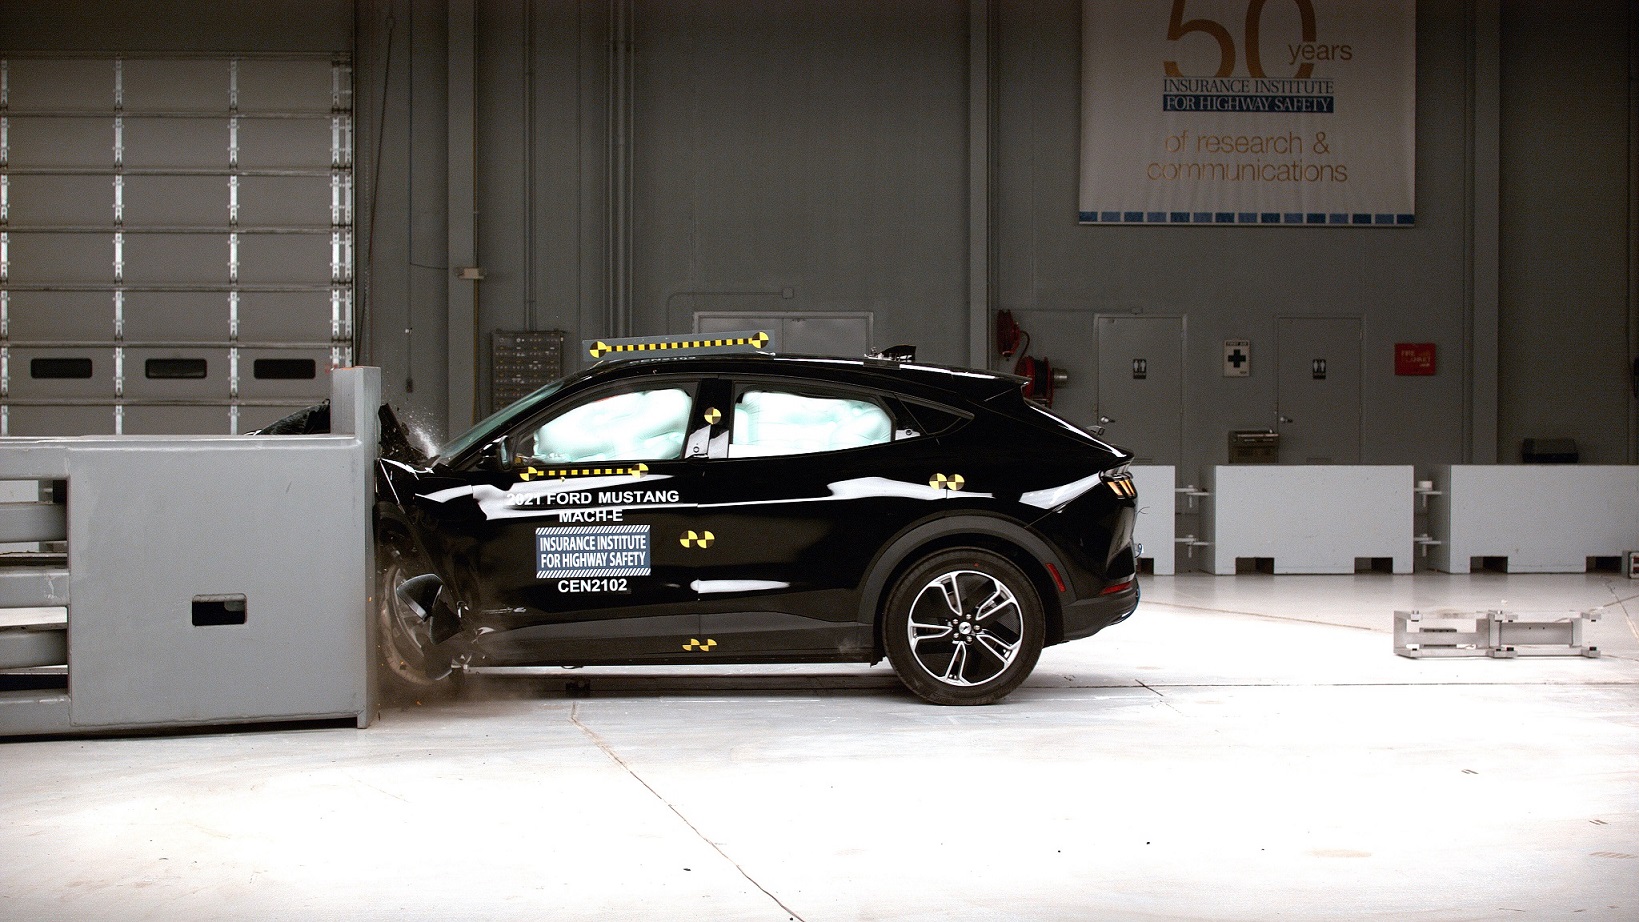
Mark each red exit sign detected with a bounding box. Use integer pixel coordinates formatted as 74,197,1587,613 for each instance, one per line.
1395,343,1436,376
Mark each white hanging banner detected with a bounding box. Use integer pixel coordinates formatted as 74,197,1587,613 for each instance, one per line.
1079,0,1415,227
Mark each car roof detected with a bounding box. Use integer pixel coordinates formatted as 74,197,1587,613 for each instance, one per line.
583,352,1024,403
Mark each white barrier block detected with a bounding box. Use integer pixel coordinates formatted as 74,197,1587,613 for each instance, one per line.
1431,465,1639,573
1205,466,1413,575
1130,466,1175,576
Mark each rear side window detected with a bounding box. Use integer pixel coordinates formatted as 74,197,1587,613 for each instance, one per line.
729,388,893,458
899,400,968,437
525,386,694,463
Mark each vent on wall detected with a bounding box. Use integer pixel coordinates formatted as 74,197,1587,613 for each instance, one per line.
253,359,318,380
31,358,94,380
146,359,208,380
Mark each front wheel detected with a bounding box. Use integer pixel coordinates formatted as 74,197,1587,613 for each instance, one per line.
883,548,1045,705
376,543,460,702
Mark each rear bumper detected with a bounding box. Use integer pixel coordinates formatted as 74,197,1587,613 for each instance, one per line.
1059,581,1139,643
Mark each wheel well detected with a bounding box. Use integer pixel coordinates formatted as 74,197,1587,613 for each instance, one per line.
372,507,412,558
872,534,1065,657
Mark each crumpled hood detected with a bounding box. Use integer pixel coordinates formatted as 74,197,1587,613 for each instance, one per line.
253,401,429,466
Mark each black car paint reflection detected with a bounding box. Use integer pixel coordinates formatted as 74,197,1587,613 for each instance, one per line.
373,354,1140,705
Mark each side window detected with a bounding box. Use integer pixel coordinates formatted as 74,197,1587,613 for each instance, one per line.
899,400,968,437
524,387,693,463
729,387,893,458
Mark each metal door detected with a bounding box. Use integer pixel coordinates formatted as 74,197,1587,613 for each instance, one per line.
689,376,916,658
1095,316,1184,465
0,54,353,436
1275,317,1362,463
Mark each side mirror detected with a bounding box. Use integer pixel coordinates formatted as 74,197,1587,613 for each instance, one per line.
477,436,510,471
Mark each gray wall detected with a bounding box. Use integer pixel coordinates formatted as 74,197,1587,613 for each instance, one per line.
4,0,1635,468
0,1,352,53
353,0,453,442
996,0,1480,475
436,0,1637,469
1498,0,1636,465
631,0,970,361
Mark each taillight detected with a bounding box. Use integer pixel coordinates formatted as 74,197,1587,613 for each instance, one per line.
1101,467,1136,499
1099,576,1135,596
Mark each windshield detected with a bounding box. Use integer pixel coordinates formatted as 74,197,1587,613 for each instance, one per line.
436,379,566,464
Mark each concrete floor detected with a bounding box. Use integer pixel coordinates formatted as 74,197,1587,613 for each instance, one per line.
5,573,1638,921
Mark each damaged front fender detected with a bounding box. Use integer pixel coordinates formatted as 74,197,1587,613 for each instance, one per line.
254,400,430,466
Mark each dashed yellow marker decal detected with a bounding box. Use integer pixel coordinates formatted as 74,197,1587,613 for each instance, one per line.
703,407,722,425
520,462,649,482
588,332,770,360
682,638,718,652
680,530,715,549
929,473,966,491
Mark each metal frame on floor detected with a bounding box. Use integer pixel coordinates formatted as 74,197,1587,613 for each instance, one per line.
1394,608,1602,659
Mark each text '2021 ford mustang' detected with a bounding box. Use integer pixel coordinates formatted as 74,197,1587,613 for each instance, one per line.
373,351,1139,705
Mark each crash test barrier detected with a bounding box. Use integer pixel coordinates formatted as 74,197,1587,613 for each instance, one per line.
1147,463,1636,575
0,367,378,737
1200,465,1415,575
1427,465,1639,573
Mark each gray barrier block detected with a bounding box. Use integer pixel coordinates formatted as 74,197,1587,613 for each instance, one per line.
0,503,66,543
0,627,66,669
0,568,70,607
0,367,379,736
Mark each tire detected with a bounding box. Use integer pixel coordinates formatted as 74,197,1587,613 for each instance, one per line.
376,543,460,703
883,548,1045,706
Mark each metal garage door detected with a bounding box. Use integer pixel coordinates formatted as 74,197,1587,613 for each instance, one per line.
0,53,353,435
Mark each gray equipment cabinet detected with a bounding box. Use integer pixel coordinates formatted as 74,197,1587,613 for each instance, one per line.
0,367,379,736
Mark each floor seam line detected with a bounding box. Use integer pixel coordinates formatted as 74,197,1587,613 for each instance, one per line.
1599,582,1639,645
1134,679,1188,715
569,702,806,922
1142,601,1387,633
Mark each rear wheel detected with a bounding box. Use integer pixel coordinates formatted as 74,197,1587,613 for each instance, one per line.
377,543,459,702
884,548,1045,705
